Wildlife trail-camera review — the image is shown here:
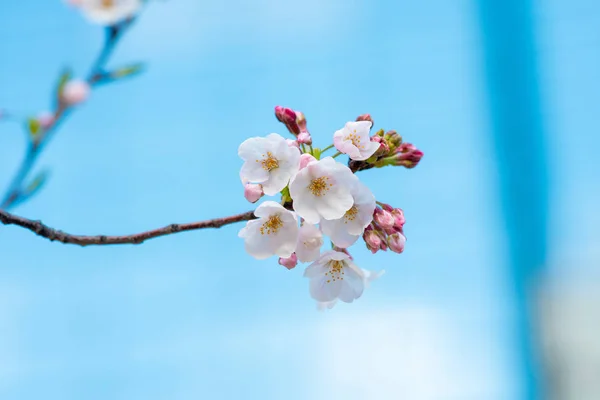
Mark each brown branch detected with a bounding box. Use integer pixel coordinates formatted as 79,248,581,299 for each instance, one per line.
0,209,255,247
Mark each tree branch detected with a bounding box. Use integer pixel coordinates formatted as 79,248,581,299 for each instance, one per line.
0,209,255,247
1,19,137,210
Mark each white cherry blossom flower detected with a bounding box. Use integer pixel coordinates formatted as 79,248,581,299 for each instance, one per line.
288,156,357,224
238,201,299,260
295,223,323,263
304,250,368,303
316,267,385,310
239,133,301,196
333,121,380,161
71,0,142,25
320,180,376,248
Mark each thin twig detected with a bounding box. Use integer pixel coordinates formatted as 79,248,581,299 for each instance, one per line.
0,209,256,247
1,19,136,210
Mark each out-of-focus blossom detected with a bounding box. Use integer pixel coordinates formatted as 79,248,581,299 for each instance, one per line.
70,0,142,26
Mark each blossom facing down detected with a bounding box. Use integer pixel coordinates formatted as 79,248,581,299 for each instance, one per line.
316,267,384,310
72,0,142,25
295,223,323,263
304,250,368,304
61,80,90,105
289,156,358,224
333,121,380,161
239,133,301,196
238,201,299,260
320,180,376,248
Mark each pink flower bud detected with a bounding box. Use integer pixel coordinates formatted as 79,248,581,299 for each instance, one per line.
387,232,406,253
244,183,264,203
299,153,317,170
275,106,308,136
37,112,55,130
62,80,90,105
373,208,395,230
295,111,308,133
363,229,381,254
356,114,373,127
286,139,300,149
297,131,312,145
278,253,298,270
392,143,423,168
392,208,405,229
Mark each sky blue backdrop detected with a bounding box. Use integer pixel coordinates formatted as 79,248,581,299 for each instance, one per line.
0,1,598,399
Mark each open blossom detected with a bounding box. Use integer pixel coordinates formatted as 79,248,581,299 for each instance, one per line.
295,224,323,263
238,201,299,260
239,133,301,196
316,267,384,310
289,156,357,224
304,250,373,304
71,0,142,25
320,180,376,248
333,121,380,161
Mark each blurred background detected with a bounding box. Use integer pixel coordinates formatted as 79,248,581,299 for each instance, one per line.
0,0,599,399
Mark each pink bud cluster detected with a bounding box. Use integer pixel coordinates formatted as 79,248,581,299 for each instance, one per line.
275,106,312,146
363,203,406,254
363,128,424,169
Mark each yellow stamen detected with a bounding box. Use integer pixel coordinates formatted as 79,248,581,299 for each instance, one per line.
345,130,365,149
259,214,283,235
256,152,279,171
308,176,332,197
324,260,345,283
344,205,358,223
101,0,114,8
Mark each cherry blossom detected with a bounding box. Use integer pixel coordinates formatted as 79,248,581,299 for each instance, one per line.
288,156,358,224
333,121,380,161
238,201,299,260
295,223,323,263
320,180,376,248
316,267,385,310
239,133,301,196
72,0,142,25
304,250,366,303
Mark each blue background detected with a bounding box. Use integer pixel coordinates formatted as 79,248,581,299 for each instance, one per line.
1,0,599,399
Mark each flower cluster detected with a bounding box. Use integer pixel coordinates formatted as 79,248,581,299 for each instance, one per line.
238,107,423,308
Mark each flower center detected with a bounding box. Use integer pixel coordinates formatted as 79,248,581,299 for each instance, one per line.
344,129,365,149
257,152,279,171
100,0,115,8
344,205,358,223
324,260,345,283
308,176,332,197
260,214,283,235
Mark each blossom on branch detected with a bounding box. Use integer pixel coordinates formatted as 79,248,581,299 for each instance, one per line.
238,133,301,196
320,180,376,248
288,156,357,224
333,120,380,161
234,108,423,307
238,201,299,260
69,0,142,25
304,250,382,305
